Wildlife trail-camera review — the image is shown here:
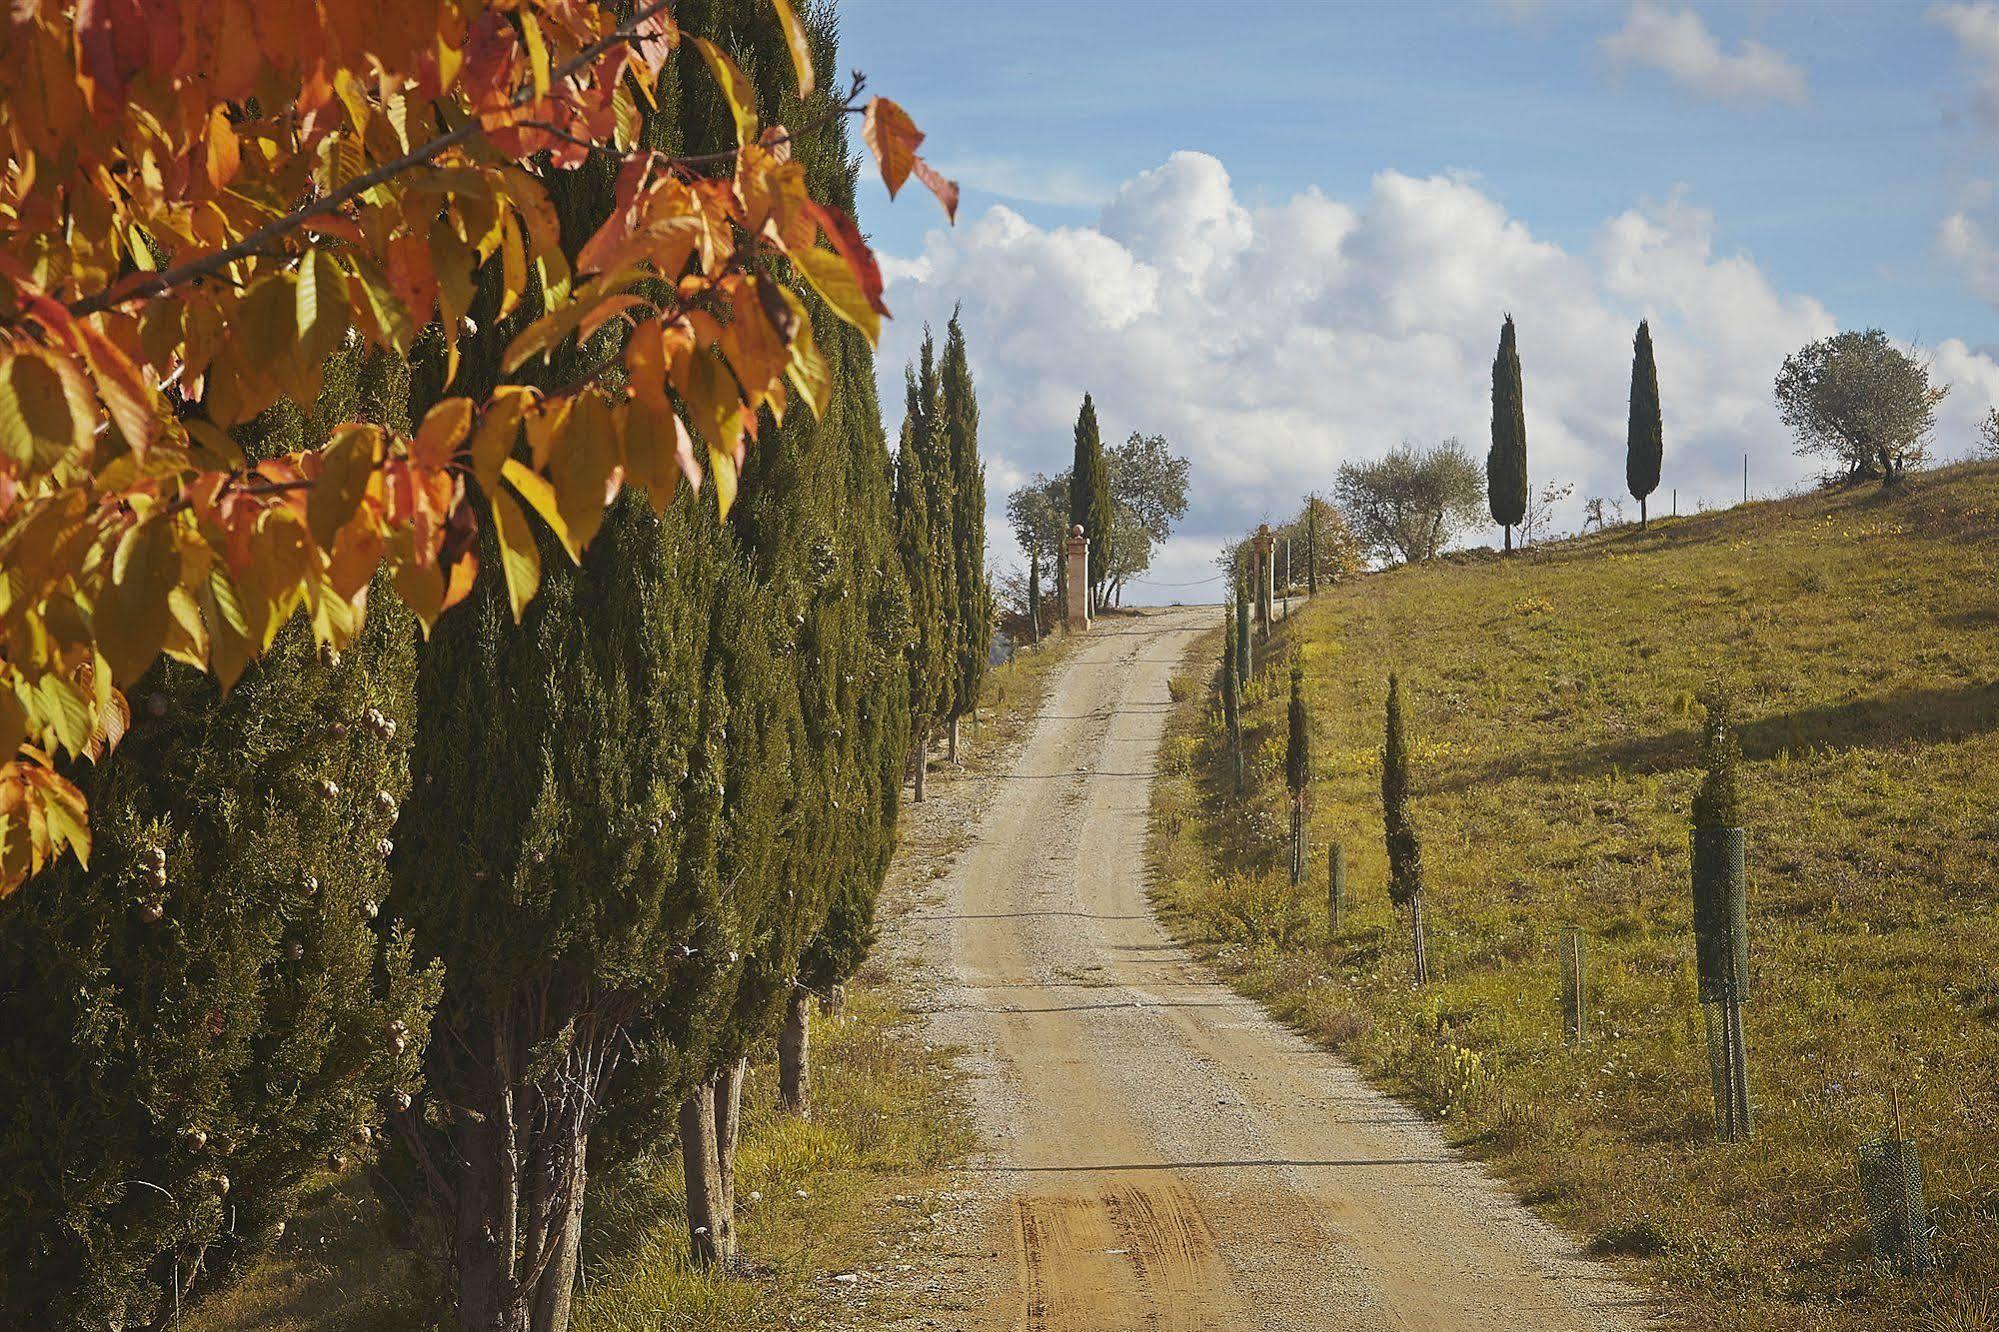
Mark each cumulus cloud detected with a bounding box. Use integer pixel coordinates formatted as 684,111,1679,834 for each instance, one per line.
876,153,1997,595
1940,211,1999,304
1933,2,1999,128
1600,3,1807,104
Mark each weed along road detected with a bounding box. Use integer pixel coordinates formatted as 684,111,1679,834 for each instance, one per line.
908,606,1649,1332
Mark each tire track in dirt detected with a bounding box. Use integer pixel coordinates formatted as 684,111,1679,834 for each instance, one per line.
895,607,1654,1331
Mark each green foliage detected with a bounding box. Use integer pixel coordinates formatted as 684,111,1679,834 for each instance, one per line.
1488,315,1528,542
941,312,989,721
1691,685,1743,829
1335,439,1485,566
1068,392,1113,606
1286,663,1310,798
1774,328,1947,485
0,350,438,1327
1626,321,1662,521
895,373,948,732
1381,674,1423,907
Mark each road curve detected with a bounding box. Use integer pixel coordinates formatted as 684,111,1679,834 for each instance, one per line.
904,605,1652,1332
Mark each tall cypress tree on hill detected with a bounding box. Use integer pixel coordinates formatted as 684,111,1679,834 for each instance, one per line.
895,361,949,803
0,350,439,1328
916,332,959,721
941,310,988,757
1627,320,1663,529
1382,675,1430,984
1488,315,1528,552
1070,392,1113,612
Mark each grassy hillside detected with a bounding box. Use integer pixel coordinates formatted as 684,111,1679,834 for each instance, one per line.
1151,462,1999,1332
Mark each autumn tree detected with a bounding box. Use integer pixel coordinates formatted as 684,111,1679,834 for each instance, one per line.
1775,329,1947,487
1334,439,1485,565
1382,675,1429,985
1069,392,1114,612
0,0,954,897
1489,315,1528,551
0,359,438,1327
1282,494,1360,592
940,312,988,759
1626,321,1663,528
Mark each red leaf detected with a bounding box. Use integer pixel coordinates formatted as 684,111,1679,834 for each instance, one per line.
804,202,889,318
910,156,959,224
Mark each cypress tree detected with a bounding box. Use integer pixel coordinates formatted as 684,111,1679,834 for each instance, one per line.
1026,546,1042,644
0,351,440,1327
1306,495,1320,595
1286,663,1310,885
1627,320,1663,529
1069,392,1112,612
1488,315,1528,552
916,332,959,721
1382,675,1430,983
940,311,988,756
1221,597,1242,793
895,364,949,802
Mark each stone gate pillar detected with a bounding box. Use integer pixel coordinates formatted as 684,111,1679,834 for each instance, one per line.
1064,524,1091,632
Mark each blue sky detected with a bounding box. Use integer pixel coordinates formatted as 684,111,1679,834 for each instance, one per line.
836,0,1999,595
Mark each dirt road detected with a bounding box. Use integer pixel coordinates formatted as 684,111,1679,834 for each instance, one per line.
904,606,1651,1332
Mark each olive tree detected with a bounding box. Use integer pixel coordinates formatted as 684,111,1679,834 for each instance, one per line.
1334,438,1486,566
1774,330,1948,486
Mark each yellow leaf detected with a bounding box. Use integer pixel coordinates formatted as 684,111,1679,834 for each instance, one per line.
770,0,816,98
792,247,881,345
95,516,180,686
499,212,527,320
306,424,383,550
34,670,95,758
693,37,760,148
0,685,27,762
198,570,256,693
206,104,241,190
489,487,542,623
470,386,533,491
625,319,669,414
393,556,444,637
413,397,474,469
862,97,922,198
0,350,89,474
622,402,694,512
503,458,579,562
549,392,621,551
521,11,552,98
347,254,417,355
784,301,831,420
679,345,745,462
708,443,739,519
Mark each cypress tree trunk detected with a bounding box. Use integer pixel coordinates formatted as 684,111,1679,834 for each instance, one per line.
679,1080,725,1269
912,734,928,802
778,986,811,1117
1640,496,1647,529
714,1058,746,1261
947,716,960,763
1503,524,1513,553
529,1131,587,1332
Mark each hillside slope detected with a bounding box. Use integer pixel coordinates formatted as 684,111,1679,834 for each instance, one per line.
1150,462,1999,1332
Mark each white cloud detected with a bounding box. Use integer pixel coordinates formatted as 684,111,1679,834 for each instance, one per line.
1933,2,1999,128
1940,211,1999,304
1601,3,1807,104
877,153,1998,596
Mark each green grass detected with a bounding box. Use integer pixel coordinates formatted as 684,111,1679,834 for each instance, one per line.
1150,462,1999,1332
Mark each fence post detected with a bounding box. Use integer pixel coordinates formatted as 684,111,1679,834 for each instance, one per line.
1327,842,1345,937
1559,926,1587,1045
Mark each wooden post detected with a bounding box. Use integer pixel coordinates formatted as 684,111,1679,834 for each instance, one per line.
1327,842,1345,936
1064,525,1091,633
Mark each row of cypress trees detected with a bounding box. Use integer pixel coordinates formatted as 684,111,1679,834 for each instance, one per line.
893,315,989,801
1486,316,1666,548
0,5,937,1329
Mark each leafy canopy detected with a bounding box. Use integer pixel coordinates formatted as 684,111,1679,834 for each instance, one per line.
0,0,955,896
1335,438,1486,566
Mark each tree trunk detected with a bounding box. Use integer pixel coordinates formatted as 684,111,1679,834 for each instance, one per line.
713,1058,746,1261
946,715,959,763
911,734,927,802
529,1129,587,1332
778,985,811,1117
1410,892,1431,985
1503,524,1513,554
452,1112,515,1332
1639,496,1647,530
678,1081,725,1269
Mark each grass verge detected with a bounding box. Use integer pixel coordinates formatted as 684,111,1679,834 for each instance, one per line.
1150,464,1999,1332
